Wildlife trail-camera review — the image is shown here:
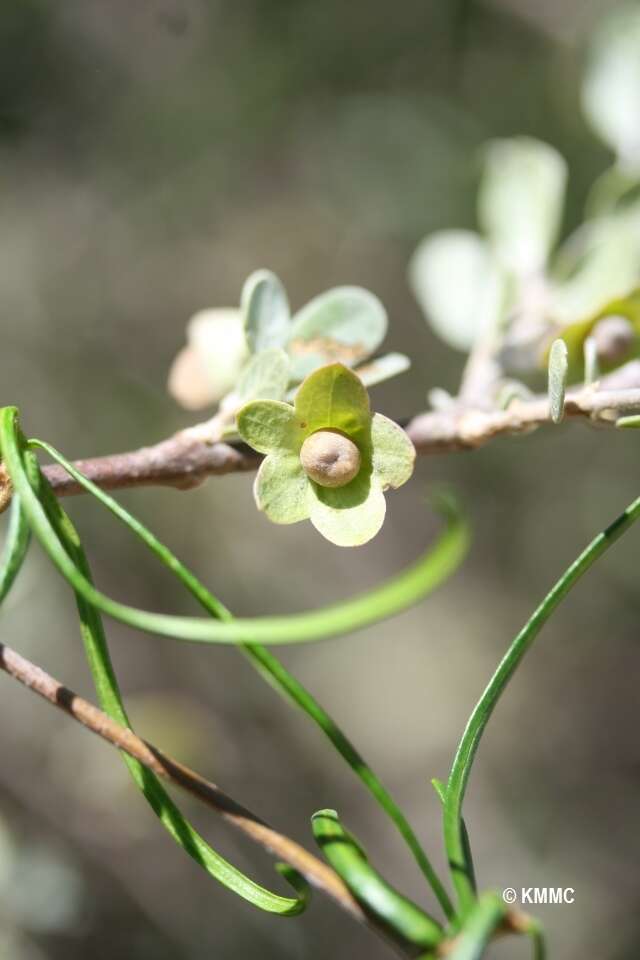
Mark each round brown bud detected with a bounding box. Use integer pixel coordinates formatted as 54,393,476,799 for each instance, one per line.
591,315,635,364
299,429,361,488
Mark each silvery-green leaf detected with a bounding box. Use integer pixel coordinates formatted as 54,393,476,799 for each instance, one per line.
168,308,248,409
582,4,640,166
242,270,291,353
253,455,311,524
309,475,386,547
548,338,568,424
353,352,410,388
287,287,387,382
236,348,290,403
478,137,567,275
550,217,640,324
409,230,505,352
370,413,415,490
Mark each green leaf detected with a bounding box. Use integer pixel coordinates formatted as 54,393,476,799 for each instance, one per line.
548,339,568,424
478,137,567,275
311,809,442,951
309,475,386,547
582,4,640,166
288,287,387,381
237,400,303,454
242,270,291,353
550,218,640,325
254,455,310,524
370,413,415,490
235,348,291,404
409,231,506,352
353,352,410,388
294,363,371,445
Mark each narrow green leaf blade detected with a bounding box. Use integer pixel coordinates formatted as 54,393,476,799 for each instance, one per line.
312,809,442,951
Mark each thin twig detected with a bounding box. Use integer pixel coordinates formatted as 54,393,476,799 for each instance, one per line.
0,639,367,927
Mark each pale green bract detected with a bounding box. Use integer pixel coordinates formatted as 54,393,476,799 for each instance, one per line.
237,364,415,547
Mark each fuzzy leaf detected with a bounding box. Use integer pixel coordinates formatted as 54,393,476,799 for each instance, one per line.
242,270,291,353
309,475,386,547
288,287,387,381
237,400,303,454
409,230,505,352
236,348,291,403
294,363,370,445
254,455,311,524
371,413,415,490
478,137,567,275
582,4,640,165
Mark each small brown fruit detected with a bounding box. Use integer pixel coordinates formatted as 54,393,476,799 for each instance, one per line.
299,429,361,488
591,315,635,364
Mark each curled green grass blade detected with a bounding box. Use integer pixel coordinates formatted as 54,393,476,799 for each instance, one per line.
0,411,467,647
29,435,457,921
311,809,443,952
30,459,308,916
444,490,640,914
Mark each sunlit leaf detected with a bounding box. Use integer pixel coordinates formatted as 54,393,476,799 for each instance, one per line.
409,230,506,351
309,475,386,547
237,399,303,454
370,414,415,490
236,348,291,403
253,455,311,524
582,4,640,166
242,270,291,353
478,137,567,275
288,287,387,381
294,363,371,445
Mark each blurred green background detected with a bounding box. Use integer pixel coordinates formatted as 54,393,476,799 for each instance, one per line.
1,1,639,957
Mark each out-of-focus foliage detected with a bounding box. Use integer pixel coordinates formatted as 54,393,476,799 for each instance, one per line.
2,2,640,959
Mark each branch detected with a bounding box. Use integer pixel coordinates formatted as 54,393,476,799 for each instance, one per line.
0,362,626,502
0,638,367,928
